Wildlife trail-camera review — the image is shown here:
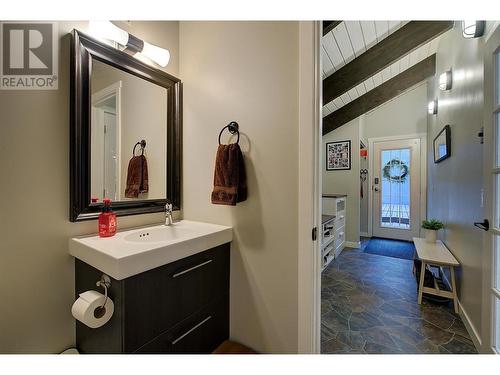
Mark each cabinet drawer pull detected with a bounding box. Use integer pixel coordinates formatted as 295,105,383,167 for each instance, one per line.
171,316,212,345
172,259,213,278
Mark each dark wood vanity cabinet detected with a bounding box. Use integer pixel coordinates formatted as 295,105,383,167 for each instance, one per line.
75,243,230,354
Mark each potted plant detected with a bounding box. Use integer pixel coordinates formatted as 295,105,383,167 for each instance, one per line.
422,219,444,243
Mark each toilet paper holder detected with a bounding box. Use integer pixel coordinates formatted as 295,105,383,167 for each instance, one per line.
96,274,111,309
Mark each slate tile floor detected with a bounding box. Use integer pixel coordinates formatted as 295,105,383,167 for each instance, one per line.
321,240,477,354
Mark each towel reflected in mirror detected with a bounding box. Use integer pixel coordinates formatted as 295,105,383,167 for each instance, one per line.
125,155,149,198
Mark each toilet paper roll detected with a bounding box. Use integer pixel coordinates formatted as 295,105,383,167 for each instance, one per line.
71,290,114,329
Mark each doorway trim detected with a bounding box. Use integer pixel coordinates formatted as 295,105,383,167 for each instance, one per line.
91,81,122,200
297,20,321,354
367,133,427,238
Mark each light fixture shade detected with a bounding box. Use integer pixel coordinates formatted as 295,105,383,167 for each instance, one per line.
141,41,170,67
428,99,438,115
89,21,129,46
439,70,452,91
89,21,171,68
462,21,486,38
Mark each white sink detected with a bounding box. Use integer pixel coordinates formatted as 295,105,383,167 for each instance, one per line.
69,220,232,280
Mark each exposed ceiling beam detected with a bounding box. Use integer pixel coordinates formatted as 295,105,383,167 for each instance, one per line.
323,54,436,135
323,21,342,36
322,21,453,106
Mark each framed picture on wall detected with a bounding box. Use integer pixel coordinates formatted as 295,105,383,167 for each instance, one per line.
433,125,451,163
326,140,351,171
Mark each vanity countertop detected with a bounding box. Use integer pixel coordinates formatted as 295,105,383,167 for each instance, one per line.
322,194,347,198
69,220,232,280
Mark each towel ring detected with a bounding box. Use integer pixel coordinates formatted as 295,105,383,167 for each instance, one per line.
218,121,240,145
133,140,146,156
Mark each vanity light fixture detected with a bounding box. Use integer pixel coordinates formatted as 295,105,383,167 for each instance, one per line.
439,70,452,91
89,21,170,67
462,21,485,39
428,99,438,115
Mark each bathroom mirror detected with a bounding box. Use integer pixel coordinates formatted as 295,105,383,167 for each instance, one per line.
70,30,182,222
433,125,451,163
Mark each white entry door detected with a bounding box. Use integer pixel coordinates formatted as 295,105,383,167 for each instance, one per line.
372,138,421,241
482,26,500,353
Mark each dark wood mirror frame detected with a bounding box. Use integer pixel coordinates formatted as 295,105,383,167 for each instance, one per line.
70,30,182,222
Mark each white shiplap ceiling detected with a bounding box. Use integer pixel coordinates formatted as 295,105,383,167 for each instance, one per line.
322,21,444,117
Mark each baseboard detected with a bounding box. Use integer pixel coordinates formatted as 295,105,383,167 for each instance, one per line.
440,268,482,352
457,300,482,351
345,241,361,249
360,232,371,237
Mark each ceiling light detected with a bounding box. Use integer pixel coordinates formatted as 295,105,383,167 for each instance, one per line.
462,21,485,39
89,21,170,67
428,99,438,115
439,70,452,91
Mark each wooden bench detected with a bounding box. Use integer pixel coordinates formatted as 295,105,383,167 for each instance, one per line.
413,237,460,313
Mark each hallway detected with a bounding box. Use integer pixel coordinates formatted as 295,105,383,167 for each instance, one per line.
321,245,477,354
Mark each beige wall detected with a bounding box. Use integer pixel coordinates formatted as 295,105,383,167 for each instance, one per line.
0,21,179,353
427,22,486,347
179,21,300,353
322,118,361,244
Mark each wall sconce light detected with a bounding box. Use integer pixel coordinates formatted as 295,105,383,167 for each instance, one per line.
439,70,452,91
462,21,485,39
89,21,170,67
428,99,438,115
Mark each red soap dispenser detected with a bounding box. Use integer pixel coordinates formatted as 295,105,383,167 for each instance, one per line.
99,198,117,237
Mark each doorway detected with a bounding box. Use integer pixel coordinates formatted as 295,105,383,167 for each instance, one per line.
371,137,422,241
90,81,122,202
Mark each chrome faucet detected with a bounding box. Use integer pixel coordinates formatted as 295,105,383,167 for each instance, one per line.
165,202,174,226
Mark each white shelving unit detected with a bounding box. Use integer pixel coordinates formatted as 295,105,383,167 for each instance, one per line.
321,195,346,271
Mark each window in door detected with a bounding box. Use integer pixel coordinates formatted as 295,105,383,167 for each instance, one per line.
494,234,500,351
380,148,411,229
492,50,500,352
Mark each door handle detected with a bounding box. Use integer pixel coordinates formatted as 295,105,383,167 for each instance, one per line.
374,187,379,192
171,316,212,345
172,259,213,278
474,219,489,231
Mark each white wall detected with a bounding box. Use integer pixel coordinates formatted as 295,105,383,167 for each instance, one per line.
363,83,428,140
322,118,361,244
323,83,428,242
360,83,428,235
427,22,487,349
0,21,179,353
179,21,302,353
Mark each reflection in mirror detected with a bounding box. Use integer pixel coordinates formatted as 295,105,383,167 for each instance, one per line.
90,59,168,203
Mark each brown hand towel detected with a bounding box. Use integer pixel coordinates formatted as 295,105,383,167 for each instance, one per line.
211,143,247,205
125,155,149,198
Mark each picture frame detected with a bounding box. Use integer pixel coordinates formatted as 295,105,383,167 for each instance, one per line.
433,125,451,163
326,140,351,171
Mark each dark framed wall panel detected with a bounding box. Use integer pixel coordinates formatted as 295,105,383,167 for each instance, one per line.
70,30,182,221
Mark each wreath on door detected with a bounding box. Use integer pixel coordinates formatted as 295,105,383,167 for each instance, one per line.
382,159,409,183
